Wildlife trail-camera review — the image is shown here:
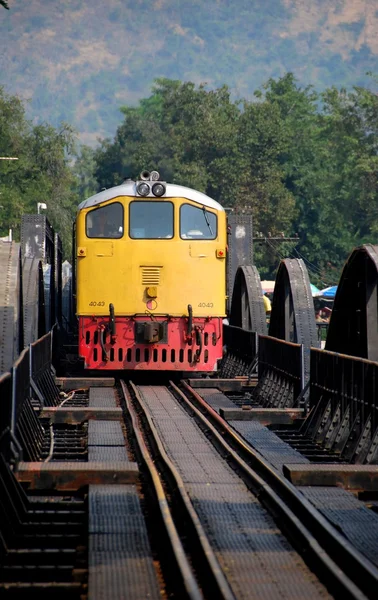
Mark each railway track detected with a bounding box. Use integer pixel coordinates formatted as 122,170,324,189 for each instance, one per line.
3,377,378,599
119,380,378,600
123,380,233,600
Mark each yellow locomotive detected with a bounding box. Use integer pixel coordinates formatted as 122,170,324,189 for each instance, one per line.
75,170,227,371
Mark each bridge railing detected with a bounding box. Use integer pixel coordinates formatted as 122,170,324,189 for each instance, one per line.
0,329,59,462
3,324,378,464
0,372,13,463
222,322,378,461
30,330,60,407
253,335,304,409
12,346,31,434
219,324,258,377
302,348,378,463
222,324,305,408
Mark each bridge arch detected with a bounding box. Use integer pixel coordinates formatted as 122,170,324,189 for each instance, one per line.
229,265,267,334
326,244,378,360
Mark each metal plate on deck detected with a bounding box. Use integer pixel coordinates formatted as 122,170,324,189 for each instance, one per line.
89,386,117,407
230,421,309,470
300,485,378,568
89,484,160,600
195,388,236,412
88,421,125,446
89,446,129,462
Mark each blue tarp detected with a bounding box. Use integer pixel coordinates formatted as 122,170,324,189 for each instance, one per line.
314,285,337,299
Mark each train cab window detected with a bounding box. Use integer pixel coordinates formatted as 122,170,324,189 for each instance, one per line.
180,204,217,239
129,201,174,239
86,203,124,238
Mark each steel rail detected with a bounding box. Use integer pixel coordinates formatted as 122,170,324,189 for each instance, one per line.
172,379,377,600
121,380,202,600
121,380,235,600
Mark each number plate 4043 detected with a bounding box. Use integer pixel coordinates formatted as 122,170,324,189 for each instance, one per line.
198,302,213,308
89,301,105,307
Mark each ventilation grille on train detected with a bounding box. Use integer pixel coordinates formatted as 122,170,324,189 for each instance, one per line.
141,266,161,285
91,345,210,365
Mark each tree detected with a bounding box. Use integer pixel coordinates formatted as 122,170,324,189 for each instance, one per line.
0,86,79,257
72,145,98,200
256,74,352,284
91,74,378,284
0,1,9,9
93,78,295,232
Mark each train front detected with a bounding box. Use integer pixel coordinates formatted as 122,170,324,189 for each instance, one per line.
75,171,227,372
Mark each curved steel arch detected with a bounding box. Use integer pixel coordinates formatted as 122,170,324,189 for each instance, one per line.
269,258,318,346
229,265,267,334
269,258,319,383
325,244,378,360
0,242,23,373
23,257,46,347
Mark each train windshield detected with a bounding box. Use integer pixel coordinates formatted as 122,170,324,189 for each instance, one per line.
129,201,174,239
180,204,217,239
86,202,124,238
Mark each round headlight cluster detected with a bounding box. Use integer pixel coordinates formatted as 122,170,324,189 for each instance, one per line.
136,181,166,197
152,183,165,197
137,182,150,196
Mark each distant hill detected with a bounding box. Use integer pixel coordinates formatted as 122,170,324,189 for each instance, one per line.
0,0,377,146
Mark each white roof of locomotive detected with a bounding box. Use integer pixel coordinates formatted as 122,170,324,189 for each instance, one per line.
77,181,224,212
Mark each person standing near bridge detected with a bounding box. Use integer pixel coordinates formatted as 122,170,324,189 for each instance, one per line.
263,293,271,314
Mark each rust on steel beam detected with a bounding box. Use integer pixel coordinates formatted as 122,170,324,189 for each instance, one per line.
16,461,139,491
187,378,257,391
39,406,123,424
283,464,378,491
55,377,115,390
220,407,305,424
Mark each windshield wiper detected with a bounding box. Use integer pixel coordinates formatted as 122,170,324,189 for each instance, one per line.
202,206,213,236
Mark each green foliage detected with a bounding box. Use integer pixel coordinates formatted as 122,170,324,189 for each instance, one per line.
94,78,296,242
0,87,79,258
72,145,98,199
3,68,378,286
0,1,9,9
92,73,378,285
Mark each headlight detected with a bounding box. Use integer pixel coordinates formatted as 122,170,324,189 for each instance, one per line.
137,182,150,196
152,183,166,197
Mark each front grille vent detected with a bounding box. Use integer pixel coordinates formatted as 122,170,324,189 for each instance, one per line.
141,266,161,285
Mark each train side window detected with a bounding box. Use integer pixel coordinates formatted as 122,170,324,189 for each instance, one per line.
129,201,174,239
180,204,217,239
86,203,124,238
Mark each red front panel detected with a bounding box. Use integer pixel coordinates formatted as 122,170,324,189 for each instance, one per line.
78,316,223,371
